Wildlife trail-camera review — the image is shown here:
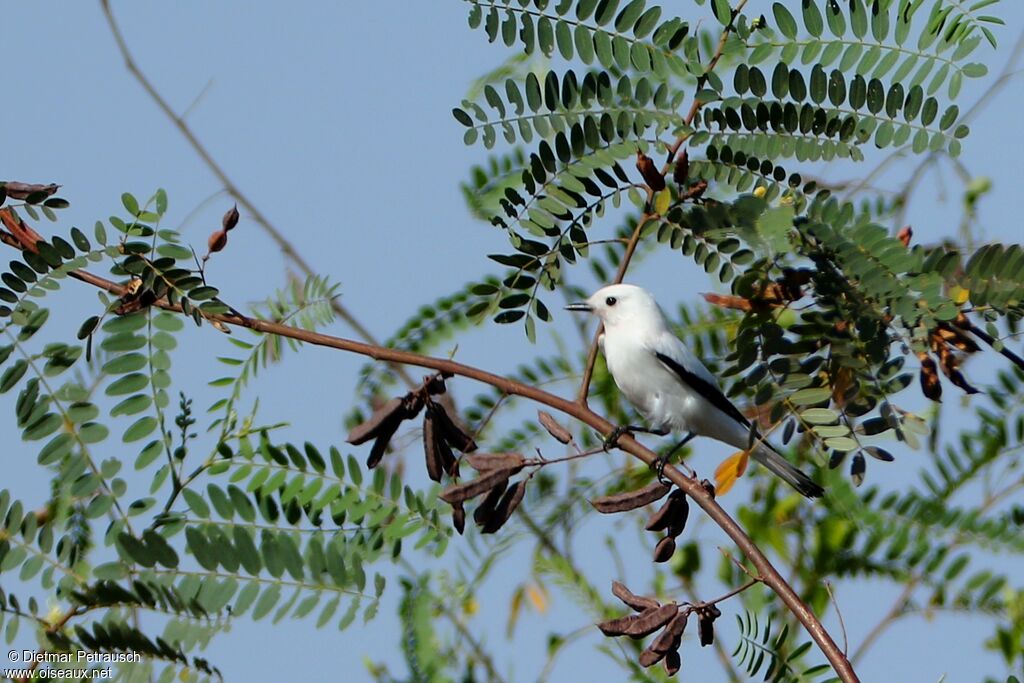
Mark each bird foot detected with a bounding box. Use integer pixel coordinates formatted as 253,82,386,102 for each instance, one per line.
603,425,633,450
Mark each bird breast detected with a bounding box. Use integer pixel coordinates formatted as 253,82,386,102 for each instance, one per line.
603,334,694,433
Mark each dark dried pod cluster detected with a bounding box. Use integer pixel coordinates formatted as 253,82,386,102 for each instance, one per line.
645,489,689,563
346,372,455,470
600,582,686,677
672,149,689,186
205,204,241,258
635,151,666,192
440,456,528,535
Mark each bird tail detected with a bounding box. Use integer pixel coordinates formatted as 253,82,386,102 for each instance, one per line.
750,443,824,499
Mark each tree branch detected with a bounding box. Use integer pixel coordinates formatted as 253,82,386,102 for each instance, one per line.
0,230,858,683
97,0,417,390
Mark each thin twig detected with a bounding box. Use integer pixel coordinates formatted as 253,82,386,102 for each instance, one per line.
824,581,848,657
576,0,749,405
98,0,417,390
0,230,858,683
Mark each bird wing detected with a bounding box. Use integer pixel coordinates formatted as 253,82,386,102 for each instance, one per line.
648,331,751,429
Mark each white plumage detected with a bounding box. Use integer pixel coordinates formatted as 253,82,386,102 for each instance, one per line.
568,283,822,498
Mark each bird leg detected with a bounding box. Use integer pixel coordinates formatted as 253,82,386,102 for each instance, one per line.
603,424,669,450
653,432,696,484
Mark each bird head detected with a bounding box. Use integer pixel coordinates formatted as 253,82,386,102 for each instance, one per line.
565,283,664,329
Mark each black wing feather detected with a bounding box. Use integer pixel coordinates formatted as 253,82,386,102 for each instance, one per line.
655,351,751,429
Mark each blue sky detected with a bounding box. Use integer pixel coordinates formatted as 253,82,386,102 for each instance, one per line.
4,2,1024,681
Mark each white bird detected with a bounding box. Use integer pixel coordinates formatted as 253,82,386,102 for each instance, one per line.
566,283,823,499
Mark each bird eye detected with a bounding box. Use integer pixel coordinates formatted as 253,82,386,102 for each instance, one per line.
605,296,617,306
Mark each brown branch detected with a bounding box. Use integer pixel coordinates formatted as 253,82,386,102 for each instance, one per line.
97,0,417,390
575,0,748,405
0,232,857,682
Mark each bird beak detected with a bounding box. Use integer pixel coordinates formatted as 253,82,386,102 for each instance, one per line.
565,302,593,312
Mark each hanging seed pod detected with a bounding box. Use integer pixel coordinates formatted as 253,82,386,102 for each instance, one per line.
2,182,60,201
698,614,715,646
591,481,671,514
645,489,687,534
597,603,677,638
653,536,676,563
422,411,444,483
636,151,666,191
673,149,689,186
346,398,405,445
682,179,708,201
473,481,508,526
611,581,660,612
638,647,664,668
651,612,688,654
481,480,527,533
537,410,572,444
440,467,515,504
464,453,526,471
424,373,450,395
663,649,681,676
366,417,402,469
222,204,240,231
917,352,942,402
428,400,478,453
452,502,466,535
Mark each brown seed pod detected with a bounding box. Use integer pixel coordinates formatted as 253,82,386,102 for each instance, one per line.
424,373,449,395
346,397,404,445
698,614,715,646
897,225,912,247
481,480,527,533
673,149,689,186
666,494,690,538
464,452,526,471
222,204,240,231
423,411,444,483
611,581,660,612
638,647,664,668
651,612,688,654
473,481,508,527
2,182,60,201
452,502,466,535
207,229,228,254
653,536,676,563
645,489,687,534
636,151,666,191
917,352,942,402
663,649,681,676
681,179,708,201
428,400,478,453
597,603,677,638
537,410,572,444
439,467,514,504
591,481,671,514
366,417,402,469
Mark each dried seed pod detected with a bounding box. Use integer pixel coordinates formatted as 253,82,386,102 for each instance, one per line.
917,352,942,402
222,204,240,231
591,481,671,514
653,536,676,563
452,502,466,535
464,452,526,471
666,494,690,538
537,410,572,444
423,411,444,483
645,489,687,534
2,182,60,200
651,612,688,654
437,435,458,477
936,345,980,394
428,400,478,453
207,229,228,254
439,467,514,504
597,603,677,638
367,416,402,469
346,397,404,445
663,649,681,676
682,179,708,201
897,225,912,247
611,581,660,612
473,481,508,526
424,373,449,395
636,151,666,191
698,614,715,646
638,647,664,668
673,149,689,186
481,480,527,533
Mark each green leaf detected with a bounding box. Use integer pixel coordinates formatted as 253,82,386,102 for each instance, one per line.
772,2,798,39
